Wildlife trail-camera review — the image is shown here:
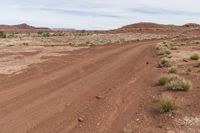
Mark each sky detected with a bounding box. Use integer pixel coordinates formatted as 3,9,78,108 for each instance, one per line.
0,0,200,30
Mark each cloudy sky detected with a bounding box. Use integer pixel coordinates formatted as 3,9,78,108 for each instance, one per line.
0,0,200,30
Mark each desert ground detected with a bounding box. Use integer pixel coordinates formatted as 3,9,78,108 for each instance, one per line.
0,23,200,133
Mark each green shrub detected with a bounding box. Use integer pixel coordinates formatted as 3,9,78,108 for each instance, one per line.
0,31,6,38
167,78,192,91
190,54,199,60
158,75,169,86
158,74,180,86
159,94,176,113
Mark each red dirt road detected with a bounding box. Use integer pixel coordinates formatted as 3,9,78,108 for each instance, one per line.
0,40,162,133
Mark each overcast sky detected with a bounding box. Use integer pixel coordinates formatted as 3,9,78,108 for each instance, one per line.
0,0,200,30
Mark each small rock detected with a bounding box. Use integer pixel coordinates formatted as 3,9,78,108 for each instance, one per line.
183,59,189,62
146,62,149,64
96,95,103,100
78,117,84,122
169,113,172,117
136,118,140,121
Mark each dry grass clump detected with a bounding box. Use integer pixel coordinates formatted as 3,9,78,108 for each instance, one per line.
158,74,180,86
168,66,177,74
0,31,6,38
158,75,169,86
158,74,192,91
37,32,50,37
167,78,192,91
190,54,199,60
159,94,176,113
159,58,173,67
155,42,171,56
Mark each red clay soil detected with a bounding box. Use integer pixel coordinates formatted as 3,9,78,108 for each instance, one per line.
0,40,170,133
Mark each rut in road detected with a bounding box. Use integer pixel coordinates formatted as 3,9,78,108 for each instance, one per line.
0,40,160,133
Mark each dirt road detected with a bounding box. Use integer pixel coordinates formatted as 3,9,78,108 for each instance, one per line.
0,40,162,133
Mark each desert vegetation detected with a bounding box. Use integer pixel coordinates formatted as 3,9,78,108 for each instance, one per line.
167,77,192,91
159,94,176,113
190,53,199,60
155,42,171,56
157,74,192,91
159,58,173,67
0,31,6,38
37,31,50,37
168,66,177,74
0,22,200,132
155,38,196,115
158,74,180,86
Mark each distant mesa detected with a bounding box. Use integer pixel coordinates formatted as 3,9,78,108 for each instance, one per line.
121,22,172,29
14,23,35,29
0,22,200,33
116,22,200,30
0,23,51,32
182,23,200,28
109,22,178,33
109,22,200,34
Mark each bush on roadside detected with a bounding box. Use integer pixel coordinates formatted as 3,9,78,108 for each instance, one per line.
38,32,50,37
168,66,177,74
158,75,169,86
190,54,199,60
159,94,176,113
167,78,192,91
158,74,180,86
0,31,6,38
159,58,173,67
155,43,171,56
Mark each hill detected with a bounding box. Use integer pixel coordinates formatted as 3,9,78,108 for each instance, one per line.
0,23,51,32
